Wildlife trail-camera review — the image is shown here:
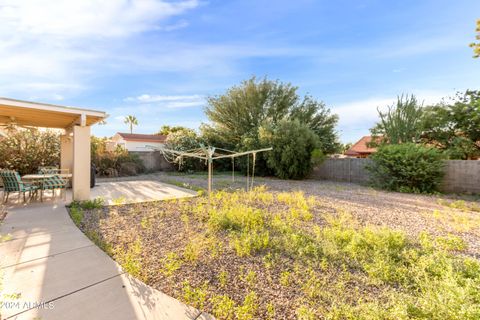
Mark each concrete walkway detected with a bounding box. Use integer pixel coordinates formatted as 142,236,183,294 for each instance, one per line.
0,201,212,319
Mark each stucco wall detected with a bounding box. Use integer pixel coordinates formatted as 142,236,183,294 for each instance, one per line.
124,141,164,152
110,134,164,152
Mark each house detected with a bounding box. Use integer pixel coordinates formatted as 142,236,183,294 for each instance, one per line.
344,136,379,158
109,132,167,152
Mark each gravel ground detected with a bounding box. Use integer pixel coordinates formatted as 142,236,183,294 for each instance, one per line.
79,187,391,319
98,172,480,258
85,173,480,318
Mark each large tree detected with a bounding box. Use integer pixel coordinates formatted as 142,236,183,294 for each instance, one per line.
201,77,339,176
422,90,480,159
370,94,424,145
289,96,339,154
470,19,480,58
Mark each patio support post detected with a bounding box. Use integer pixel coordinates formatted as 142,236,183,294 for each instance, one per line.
72,125,91,201
60,134,73,173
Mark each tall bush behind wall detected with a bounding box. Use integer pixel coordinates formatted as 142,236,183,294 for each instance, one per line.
367,143,445,193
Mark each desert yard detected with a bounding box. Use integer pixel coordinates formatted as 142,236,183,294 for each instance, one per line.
73,173,480,319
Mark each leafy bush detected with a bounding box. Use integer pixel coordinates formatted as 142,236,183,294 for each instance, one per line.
260,120,321,179
164,127,205,172
0,128,60,175
367,143,445,193
91,136,145,176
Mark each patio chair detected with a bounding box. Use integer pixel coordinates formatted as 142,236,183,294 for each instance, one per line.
41,174,68,201
38,167,69,175
0,169,39,203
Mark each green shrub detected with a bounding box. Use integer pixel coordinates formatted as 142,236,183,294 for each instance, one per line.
211,294,236,319
0,128,60,175
260,119,320,179
69,206,84,226
92,137,145,177
161,252,183,276
235,291,258,320
182,280,209,309
231,230,270,256
114,239,145,281
208,204,264,232
367,143,445,193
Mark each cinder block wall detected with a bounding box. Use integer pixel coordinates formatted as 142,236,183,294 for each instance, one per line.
130,151,175,172
440,160,480,193
311,158,371,184
311,158,480,194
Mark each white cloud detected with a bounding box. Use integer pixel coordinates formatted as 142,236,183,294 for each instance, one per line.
0,0,200,99
125,94,202,102
124,94,205,108
0,0,199,38
161,19,190,31
333,97,395,128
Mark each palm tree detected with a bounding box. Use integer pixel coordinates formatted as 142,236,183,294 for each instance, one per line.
124,115,138,134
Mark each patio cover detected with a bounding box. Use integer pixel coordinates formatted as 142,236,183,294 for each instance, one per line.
0,97,107,200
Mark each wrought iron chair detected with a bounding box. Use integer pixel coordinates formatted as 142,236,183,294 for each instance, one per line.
39,167,71,195
0,169,39,203
40,174,68,201
38,167,70,175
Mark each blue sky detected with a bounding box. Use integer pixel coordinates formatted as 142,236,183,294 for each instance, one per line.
0,0,479,143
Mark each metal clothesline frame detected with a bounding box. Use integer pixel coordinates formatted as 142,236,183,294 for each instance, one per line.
147,144,272,195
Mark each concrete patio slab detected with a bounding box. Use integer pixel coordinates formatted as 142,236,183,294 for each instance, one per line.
90,180,197,205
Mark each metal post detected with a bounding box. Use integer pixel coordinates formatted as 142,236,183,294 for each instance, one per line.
246,154,250,191
208,158,212,195
250,152,256,190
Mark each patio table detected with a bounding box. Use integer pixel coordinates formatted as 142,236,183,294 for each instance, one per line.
22,174,73,201
22,173,72,180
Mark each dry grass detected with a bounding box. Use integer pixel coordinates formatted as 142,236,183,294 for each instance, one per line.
71,186,480,319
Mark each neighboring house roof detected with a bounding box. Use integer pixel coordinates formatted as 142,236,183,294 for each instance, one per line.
116,132,167,143
345,136,379,156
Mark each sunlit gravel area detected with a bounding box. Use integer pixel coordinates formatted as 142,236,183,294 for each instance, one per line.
99,172,480,258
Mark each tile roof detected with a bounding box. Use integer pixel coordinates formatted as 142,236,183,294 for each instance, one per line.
345,136,379,156
117,132,167,143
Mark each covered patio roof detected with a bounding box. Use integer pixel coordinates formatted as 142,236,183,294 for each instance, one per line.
0,97,106,129
0,97,107,201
